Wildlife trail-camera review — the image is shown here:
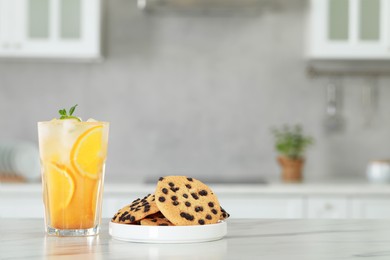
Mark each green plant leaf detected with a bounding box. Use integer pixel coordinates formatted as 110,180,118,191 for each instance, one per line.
58,105,81,121
271,124,314,159
69,104,77,116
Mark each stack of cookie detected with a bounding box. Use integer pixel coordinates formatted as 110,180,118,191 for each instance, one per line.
111,176,230,226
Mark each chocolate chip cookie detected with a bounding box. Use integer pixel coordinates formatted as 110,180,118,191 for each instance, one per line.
155,176,222,226
111,193,159,224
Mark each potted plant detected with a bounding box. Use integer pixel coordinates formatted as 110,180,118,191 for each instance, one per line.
272,125,314,182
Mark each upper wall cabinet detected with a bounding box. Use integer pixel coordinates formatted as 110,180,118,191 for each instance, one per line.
0,0,101,60
307,0,390,60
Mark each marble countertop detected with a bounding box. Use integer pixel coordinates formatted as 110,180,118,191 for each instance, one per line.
1,219,390,259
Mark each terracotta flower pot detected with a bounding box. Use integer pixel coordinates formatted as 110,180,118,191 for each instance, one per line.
277,156,304,183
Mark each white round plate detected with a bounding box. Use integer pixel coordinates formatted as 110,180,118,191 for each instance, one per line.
109,221,227,243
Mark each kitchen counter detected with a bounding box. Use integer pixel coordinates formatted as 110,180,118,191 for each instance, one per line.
1,219,390,259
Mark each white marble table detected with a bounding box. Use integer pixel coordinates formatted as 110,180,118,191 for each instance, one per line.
1,219,390,259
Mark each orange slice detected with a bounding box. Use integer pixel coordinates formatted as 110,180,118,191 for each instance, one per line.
46,162,75,210
71,125,105,179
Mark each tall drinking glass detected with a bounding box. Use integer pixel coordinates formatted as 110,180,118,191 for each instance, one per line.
38,120,109,236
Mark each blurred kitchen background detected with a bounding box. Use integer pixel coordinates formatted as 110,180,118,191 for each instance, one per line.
1,0,390,184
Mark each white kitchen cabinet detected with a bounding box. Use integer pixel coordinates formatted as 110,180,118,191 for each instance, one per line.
2,184,390,220
218,195,304,219
306,197,349,219
0,0,101,60
0,195,44,218
307,0,390,59
351,197,390,219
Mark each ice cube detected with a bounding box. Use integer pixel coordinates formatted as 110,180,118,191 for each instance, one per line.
62,119,78,133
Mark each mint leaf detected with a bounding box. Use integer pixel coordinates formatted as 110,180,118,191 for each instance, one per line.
69,104,77,116
58,105,81,121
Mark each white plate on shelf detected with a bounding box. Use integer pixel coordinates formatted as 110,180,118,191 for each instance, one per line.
109,221,227,243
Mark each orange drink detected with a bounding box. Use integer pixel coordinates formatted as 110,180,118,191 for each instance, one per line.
38,116,109,236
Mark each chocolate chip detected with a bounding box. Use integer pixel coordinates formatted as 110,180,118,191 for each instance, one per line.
151,219,157,222
143,207,150,213
159,177,164,181
187,177,193,182
172,201,179,206
169,182,175,187
185,201,191,207
171,196,178,201
170,187,177,193
199,190,208,196
185,184,192,189
191,193,199,200
159,196,166,202
208,202,214,208
134,208,140,212
222,213,227,218
130,216,135,222
112,215,117,221
183,194,188,198
180,212,194,221
211,209,218,215
162,188,168,194
198,219,205,225
174,187,180,192
195,206,204,212
206,214,212,220
159,223,168,226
